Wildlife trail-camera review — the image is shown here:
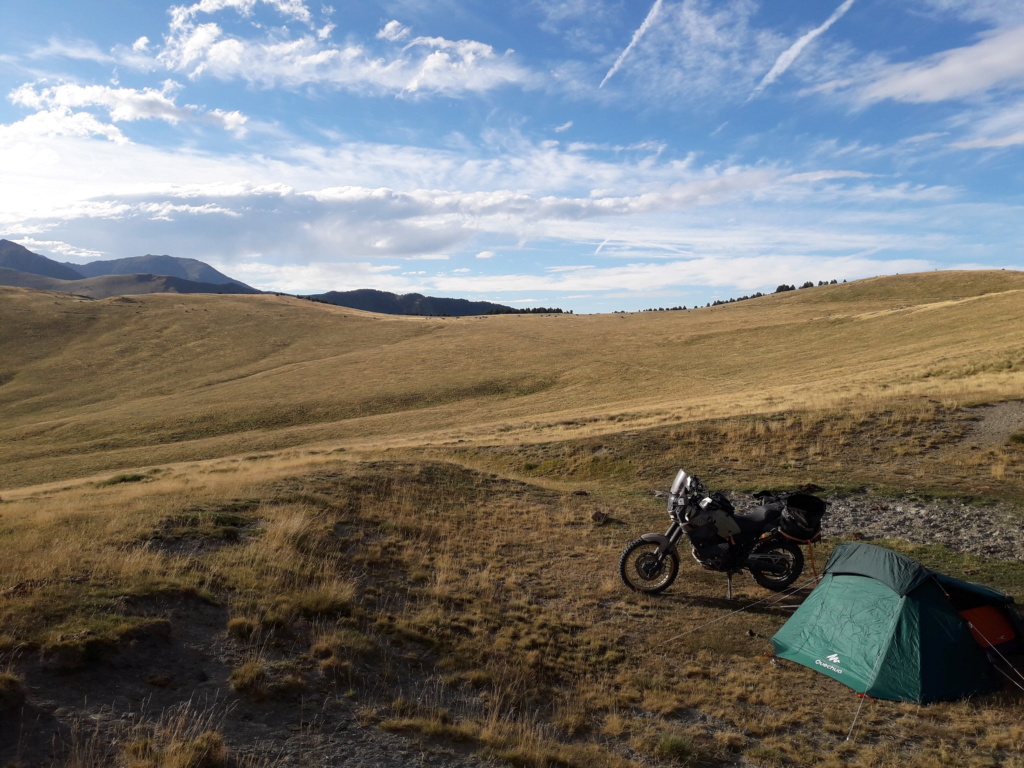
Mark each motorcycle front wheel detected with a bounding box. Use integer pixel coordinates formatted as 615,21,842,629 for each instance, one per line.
748,537,803,591
619,539,679,593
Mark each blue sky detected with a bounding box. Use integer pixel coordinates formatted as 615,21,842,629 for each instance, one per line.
1,0,1022,312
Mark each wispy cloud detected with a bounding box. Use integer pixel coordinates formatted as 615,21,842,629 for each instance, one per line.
599,0,663,88
951,98,1024,149
430,253,935,295
748,0,856,101
856,25,1024,104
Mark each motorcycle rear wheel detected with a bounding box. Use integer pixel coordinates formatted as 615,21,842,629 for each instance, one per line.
619,539,679,593
748,537,803,591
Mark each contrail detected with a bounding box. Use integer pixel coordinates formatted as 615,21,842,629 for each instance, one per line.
600,0,664,88
748,0,856,101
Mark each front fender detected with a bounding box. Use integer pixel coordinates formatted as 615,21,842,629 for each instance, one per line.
640,532,676,555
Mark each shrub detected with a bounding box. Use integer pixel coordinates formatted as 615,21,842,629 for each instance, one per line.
656,733,695,763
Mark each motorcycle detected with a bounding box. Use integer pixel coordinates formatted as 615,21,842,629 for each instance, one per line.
619,469,826,596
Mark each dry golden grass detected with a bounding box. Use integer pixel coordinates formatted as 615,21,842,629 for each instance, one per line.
3,270,1024,491
2,456,1021,767
2,271,1024,767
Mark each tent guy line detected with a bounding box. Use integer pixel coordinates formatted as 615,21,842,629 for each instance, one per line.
655,575,820,647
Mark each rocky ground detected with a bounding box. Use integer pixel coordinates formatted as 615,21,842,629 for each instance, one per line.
820,495,1024,563
721,492,1024,564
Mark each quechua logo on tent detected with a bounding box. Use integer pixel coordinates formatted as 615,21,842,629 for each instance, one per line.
815,653,844,674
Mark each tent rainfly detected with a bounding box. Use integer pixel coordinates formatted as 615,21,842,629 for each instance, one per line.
771,542,1024,703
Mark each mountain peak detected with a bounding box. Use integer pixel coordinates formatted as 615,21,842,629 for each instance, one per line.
0,240,85,280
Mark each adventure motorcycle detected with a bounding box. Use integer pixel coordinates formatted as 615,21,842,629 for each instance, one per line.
619,469,826,596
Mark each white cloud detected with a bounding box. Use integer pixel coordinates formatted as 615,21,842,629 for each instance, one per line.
169,0,313,25
600,0,663,88
0,116,965,267
377,20,410,42
954,131,1024,149
0,108,127,144
9,80,249,136
951,99,1024,147
158,9,533,95
748,0,856,101
12,81,188,123
595,0,787,105
857,25,1024,104
915,0,1024,26
429,253,934,295
228,259,409,294
12,238,106,261
28,37,116,63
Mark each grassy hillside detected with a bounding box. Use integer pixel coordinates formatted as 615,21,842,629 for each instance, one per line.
1,271,1023,768
2,270,1024,491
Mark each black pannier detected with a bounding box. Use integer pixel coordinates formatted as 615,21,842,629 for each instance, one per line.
779,492,827,542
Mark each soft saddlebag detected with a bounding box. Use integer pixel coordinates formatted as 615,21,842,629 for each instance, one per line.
779,492,827,542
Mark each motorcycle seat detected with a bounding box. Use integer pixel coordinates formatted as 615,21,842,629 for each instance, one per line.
732,503,782,533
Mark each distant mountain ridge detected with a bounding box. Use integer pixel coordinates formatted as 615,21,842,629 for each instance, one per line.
0,266,259,299
0,239,540,315
65,254,251,288
0,239,260,299
306,288,539,316
0,240,84,281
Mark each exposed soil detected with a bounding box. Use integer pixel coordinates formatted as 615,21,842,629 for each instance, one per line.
1,591,506,768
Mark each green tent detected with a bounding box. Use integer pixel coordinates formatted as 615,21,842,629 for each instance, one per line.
771,542,1022,703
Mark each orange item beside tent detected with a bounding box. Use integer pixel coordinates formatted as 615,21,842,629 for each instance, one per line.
960,606,1017,648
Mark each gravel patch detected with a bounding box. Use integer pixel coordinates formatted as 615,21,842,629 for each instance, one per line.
821,496,1024,562
725,493,1024,564
962,400,1024,445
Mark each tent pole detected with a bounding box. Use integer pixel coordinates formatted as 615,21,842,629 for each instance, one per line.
726,572,733,600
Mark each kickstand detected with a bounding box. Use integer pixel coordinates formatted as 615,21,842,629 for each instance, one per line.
726,572,733,600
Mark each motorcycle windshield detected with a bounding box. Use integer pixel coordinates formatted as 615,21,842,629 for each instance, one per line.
670,469,688,495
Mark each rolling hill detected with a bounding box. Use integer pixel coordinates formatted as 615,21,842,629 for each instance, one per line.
2,269,1023,492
